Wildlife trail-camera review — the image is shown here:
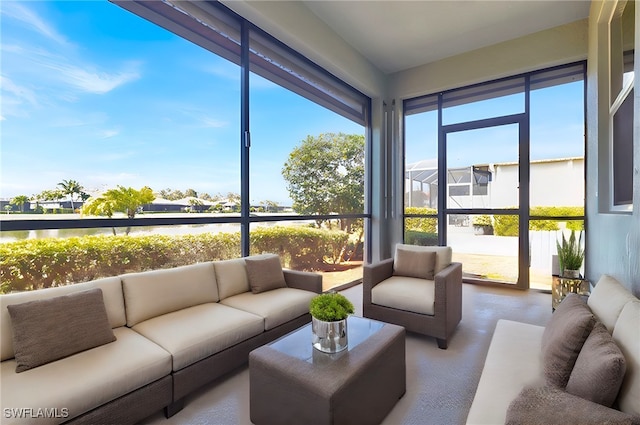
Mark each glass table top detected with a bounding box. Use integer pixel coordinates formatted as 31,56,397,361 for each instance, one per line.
268,315,386,364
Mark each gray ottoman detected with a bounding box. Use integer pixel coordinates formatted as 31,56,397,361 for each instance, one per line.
249,316,406,425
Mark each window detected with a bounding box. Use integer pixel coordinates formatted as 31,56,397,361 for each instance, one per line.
0,1,370,293
608,0,635,212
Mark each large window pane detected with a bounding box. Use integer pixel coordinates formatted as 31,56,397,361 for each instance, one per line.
446,124,519,209
249,71,365,290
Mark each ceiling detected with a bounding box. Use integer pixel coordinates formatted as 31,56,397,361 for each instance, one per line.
302,1,591,74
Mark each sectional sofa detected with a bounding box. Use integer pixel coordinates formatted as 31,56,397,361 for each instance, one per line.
0,254,322,424
467,274,640,424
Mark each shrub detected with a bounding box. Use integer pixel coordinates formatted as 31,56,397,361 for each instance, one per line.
405,230,439,246
472,215,492,227
492,206,585,236
0,226,349,294
405,207,437,233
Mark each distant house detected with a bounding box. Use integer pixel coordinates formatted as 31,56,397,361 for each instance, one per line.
406,156,584,209
142,198,187,212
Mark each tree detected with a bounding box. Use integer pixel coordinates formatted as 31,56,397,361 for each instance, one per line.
57,179,85,211
282,133,364,231
82,186,155,235
10,195,30,213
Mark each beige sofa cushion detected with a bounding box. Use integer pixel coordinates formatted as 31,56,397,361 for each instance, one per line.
565,321,626,407
0,327,171,424
394,244,452,275
611,300,640,416
122,262,218,327
466,319,545,425
8,289,116,373
215,258,250,300
245,254,287,294
371,276,435,315
393,247,436,279
1,276,124,362
588,274,637,332
220,287,316,330
132,303,263,371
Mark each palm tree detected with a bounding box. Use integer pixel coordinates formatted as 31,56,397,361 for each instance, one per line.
82,186,155,234
10,195,30,213
57,179,84,211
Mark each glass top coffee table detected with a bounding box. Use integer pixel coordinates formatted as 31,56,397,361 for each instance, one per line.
269,315,386,364
249,315,405,425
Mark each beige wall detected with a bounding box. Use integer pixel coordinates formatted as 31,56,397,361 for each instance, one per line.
388,19,588,99
586,0,639,296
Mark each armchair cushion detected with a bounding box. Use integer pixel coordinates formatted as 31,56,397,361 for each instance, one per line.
394,244,452,275
371,276,435,315
393,247,436,279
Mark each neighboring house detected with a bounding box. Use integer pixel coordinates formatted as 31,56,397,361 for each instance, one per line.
406,157,584,210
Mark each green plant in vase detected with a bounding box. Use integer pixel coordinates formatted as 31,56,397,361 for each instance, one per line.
309,291,354,353
556,230,585,278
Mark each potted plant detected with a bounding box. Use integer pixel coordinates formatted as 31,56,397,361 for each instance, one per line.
309,291,354,353
555,230,585,278
472,215,493,235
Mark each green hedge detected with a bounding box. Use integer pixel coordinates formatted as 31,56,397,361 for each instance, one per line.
404,230,439,246
0,226,349,294
404,207,437,233
492,206,584,236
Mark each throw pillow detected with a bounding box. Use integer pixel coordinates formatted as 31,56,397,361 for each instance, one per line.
393,247,436,280
506,384,639,425
566,321,626,407
7,288,116,373
245,254,287,294
541,293,596,388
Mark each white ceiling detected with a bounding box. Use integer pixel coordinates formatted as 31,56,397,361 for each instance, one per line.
302,0,591,74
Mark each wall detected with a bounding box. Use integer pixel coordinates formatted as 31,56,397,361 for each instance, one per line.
388,19,589,99
586,0,640,296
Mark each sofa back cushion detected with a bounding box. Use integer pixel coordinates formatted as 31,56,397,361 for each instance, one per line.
394,244,452,276
588,274,637,332
215,258,250,300
7,288,116,372
0,276,125,361
611,300,640,416
541,293,595,388
122,262,218,327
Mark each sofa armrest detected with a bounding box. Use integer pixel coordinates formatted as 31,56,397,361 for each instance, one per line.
506,385,640,425
283,269,322,294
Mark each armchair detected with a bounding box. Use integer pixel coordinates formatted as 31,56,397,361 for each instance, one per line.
363,244,462,349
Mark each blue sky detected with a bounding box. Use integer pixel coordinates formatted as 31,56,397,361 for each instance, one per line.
1,1,583,205
0,1,362,205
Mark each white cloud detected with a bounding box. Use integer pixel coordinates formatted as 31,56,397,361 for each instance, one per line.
100,129,120,139
44,62,141,95
1,2,70,47
1,75,38,106
200,117,227,128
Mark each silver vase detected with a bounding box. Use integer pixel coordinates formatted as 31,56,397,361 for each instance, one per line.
311,317,348,353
